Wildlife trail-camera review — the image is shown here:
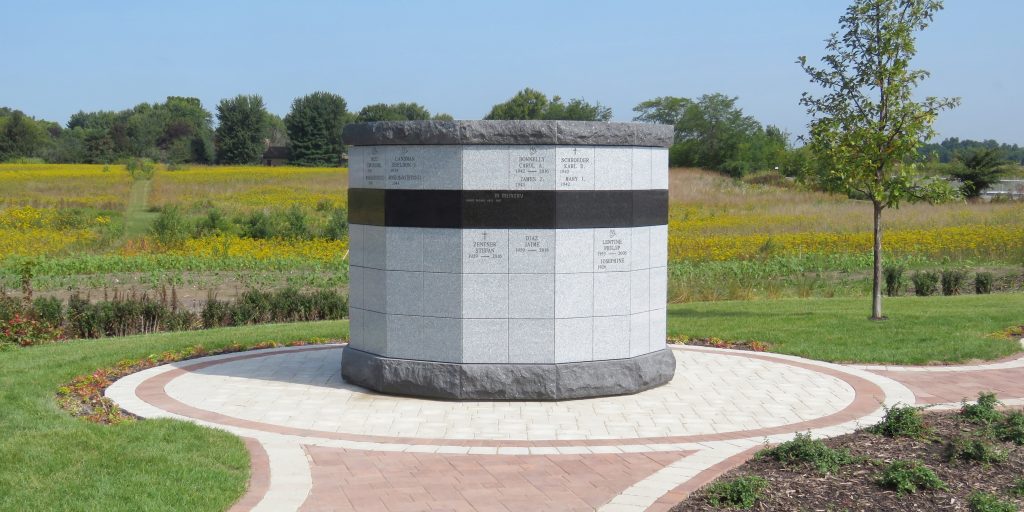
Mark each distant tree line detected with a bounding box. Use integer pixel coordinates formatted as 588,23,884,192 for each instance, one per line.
920,138,1024,165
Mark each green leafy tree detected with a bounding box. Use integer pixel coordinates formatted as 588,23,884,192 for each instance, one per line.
485,88,612,121
798,0,959,320
632,96,691,127
676,93,762,172
950,147,1008,198
355,102,432,122
432,112,455,121
284,92,349,167
0,110,50,161
215,94,270,164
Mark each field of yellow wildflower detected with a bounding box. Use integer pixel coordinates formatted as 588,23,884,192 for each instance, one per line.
0,164,1021,303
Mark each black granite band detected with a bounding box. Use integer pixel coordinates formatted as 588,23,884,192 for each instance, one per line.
340,346,677,400
348,189,668,229
342,120,674,148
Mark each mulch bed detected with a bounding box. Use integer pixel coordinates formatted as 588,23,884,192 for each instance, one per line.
672,410,1024,511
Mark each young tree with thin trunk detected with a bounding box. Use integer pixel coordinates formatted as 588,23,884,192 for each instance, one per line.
798,0,959,320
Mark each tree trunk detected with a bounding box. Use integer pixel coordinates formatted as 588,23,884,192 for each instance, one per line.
871,201,884,320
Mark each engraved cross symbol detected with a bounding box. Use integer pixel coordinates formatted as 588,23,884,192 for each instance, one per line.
572,148,578,154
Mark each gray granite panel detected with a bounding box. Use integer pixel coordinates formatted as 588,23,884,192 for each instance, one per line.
422,228,462,274
419,316,463,363
650,224,668,268
363,267,387,313
509,146,555,190
594,228,631,272
650,266,668,309
385,227,423,272
631,226,651,271
348,265,364,310
555,146,595,190
631,147,652,190
593,315,630,361
508,273,554,319
651,148,669,189
461,273,508,318
357,309,388,355
462,318,509,363
347,307,364,349
630,268,651,314
421,272,462,318
462,229,509,274
554,272,593,318
555,317,593,363
385,270,423,316
364,146,387,188
343,121,673,148
386,145,461,190
649,308,667,353
363,225,387,270
348,224,364,267
347,146,368,188
509,318,555,363
509,229,555,273
385,314,423,360
594,146,633,190
629,311,651,357
593,271,631,317
462,145,509,190
555,228,593,274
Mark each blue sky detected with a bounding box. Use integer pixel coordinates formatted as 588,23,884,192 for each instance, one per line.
3,1,1022,144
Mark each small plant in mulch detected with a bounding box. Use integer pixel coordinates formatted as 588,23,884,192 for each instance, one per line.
876,460,948,495
869,403,931,438
703,475,768,510
994,411,1024,445
967,491,1018,512
1010,478,1024,497
757,432,856,474
961,392,1005,425
948,436,1010,465
667,335,771,352
56,338,334,424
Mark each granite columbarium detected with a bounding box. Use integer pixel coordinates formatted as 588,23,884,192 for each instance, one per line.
342,120,675,400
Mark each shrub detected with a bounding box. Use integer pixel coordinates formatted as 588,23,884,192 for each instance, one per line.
869,403,930,438
125,158,156,180
884,264,906,296
0,295,23,323
949,436,1008,465
876,460,947,495
1011,478,1024,497
941,269,968,296
975,272,994,294
241,210,275,239
201,297,233,329
150,205,192,248
67,294,102,339
704,475,768,509
283,204,311,240
195,208,233,236
968,491,1017,512
961,392,1004,424
1,314,64,347
912,271,939,296
324,207,349,240
31,296,64,327
758,432,854,474
996,411,1024,445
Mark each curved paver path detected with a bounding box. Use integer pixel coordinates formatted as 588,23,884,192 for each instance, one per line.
105,342,1024,512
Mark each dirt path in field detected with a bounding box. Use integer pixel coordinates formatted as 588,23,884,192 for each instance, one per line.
124,179,157,239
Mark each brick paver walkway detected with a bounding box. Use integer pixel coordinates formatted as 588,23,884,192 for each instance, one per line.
106,342,1024,511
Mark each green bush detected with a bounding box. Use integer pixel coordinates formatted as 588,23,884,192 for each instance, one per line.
283,204,311,239
704,475,768,509
968,491,1017,512
884,264,906,296
1011,478,1024,497
876,460,947,495
150,205,192,248
195,208,233,236
0,295,23,323
961,392,1004,424
975,272,994,294
31,296,63,327
996,411,1024,445
941,269,968,296
912,271,940,296
201,297,233,329
758,432,854,474
869,403,930,438
241,210,275,239
125,157,156,180
949,436,1008,465
324,207,349,240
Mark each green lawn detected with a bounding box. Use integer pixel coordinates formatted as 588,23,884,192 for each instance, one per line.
0,320,347,512
668,294,1024,364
